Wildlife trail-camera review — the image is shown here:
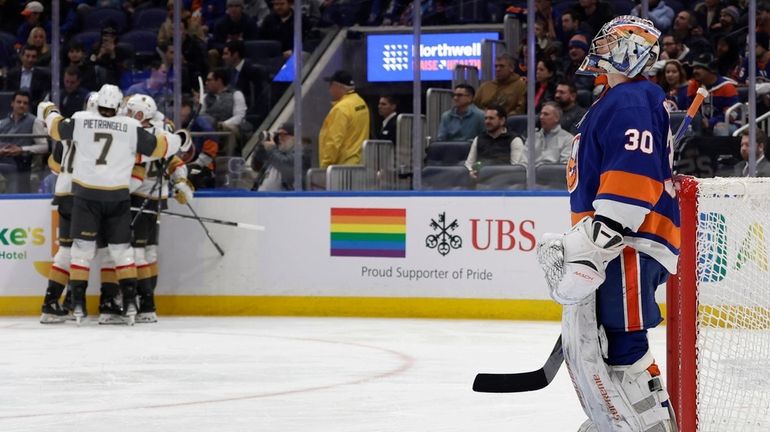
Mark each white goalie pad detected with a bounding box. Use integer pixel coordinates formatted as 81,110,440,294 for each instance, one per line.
563,296,676,432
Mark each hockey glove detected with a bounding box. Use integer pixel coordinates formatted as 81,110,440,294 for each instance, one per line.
537,216,625,305
173,178,194,205
37,102,59,124
175,129,192,153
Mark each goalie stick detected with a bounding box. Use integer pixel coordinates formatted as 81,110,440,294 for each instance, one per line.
472,86,710,394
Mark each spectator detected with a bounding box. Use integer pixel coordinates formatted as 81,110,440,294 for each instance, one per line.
222,40,267,116
734,129,770,176
759,1,770,37
694,0,723,31
715,36,741,80
534,59,558,112
672,10,711,57
201,67,249,155
536,0,558,40
689,53,739,135
464,105,524,177
659,34,692,63
737,33,770,84
438,83,485,142
212,0,259,46
258,0,310,59
534,19,559,60
563,34,595,92
0,90,48,193
180,98,218,189
60,67,89,117
573,0,615,38
554,81,586,134
125,61,173,114
318,70,370,168
158,1,206,47
26,26,50,67
709,6,741,46
474,54,526,116
252,122,310,191
4,45,51,107
89,25,130,86
64,41,98,92
631,0,675,33
512,102,573,166
375,95,398,141
559,10,591,48
17,1,49,45
657,60,689,110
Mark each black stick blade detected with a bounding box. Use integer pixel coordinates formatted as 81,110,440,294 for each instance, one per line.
473,335,564,393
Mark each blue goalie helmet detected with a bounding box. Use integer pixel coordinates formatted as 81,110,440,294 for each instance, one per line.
577,15,661,78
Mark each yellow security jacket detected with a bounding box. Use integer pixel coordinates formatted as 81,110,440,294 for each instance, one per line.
319,91,370,168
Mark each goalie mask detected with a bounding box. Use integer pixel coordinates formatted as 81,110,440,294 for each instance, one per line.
577,15,661,78
125,94,157,123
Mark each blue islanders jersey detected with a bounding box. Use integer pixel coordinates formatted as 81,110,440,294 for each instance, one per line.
567,79,680,273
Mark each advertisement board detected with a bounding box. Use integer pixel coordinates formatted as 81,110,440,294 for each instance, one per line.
367,32,500,82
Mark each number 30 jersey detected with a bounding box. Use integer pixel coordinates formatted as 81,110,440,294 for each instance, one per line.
567,78,680,273
47,110,177,201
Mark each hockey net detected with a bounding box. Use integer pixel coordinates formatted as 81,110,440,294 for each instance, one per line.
668,176,770,431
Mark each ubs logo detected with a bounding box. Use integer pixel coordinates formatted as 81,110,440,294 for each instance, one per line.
425,212,462,256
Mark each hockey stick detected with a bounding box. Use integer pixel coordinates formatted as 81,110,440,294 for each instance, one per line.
472,88,711,394
673,87,708,150
473,335,563,393
184,201,226,256
131,207,266,231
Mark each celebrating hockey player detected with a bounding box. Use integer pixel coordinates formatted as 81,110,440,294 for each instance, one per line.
536,16,679,432
37,84,182,325
124,93,193,324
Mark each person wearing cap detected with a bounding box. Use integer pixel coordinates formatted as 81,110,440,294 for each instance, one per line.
563,34,595,92
258,0,311,60
709,6,742,46
16,1,50,46
252,122,310,191
737,32,770,84
688,53,739,134
474,54,526,116
212,0,259,47
318,70,370,168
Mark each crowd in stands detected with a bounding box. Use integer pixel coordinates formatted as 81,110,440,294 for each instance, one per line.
0,0,768,193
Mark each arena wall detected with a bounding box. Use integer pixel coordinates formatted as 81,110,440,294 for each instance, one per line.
0,191,666,320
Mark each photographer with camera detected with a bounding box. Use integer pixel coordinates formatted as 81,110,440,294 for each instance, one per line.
251,122,309,191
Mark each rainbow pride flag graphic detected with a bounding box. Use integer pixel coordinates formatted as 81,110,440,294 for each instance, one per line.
330,208,406,258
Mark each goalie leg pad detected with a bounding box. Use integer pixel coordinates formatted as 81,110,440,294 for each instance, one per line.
563,297,676,432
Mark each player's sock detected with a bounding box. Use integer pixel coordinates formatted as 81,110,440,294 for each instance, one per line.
136,278,157,323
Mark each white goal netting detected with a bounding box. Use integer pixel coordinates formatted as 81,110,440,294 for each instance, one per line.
694,177,770,431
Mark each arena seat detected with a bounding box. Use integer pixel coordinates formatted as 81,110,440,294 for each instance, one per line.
132,7,167,31
535,163,567,190
421,166,473,190
70,31,101,53
506,115,528,137
425,141,472,166
82,8,129,33
475,165,527,190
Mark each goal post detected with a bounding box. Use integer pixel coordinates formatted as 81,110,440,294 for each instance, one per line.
667,176,770,431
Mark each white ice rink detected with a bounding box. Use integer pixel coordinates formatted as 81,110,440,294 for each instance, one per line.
0,317,668,432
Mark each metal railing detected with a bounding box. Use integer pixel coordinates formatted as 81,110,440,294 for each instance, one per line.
326,165,367,190
425,88,453,142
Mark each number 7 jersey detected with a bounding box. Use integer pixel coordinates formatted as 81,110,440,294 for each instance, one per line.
567,78,680,273
47,110,177,201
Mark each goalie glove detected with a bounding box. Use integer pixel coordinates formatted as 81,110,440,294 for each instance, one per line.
173,177,194,205
537,216,625,305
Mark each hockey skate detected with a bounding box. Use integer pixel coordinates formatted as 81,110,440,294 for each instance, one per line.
61,289,76,321
136,284,157,323
40,302,68,324
70,285,87,325
98,300,126,325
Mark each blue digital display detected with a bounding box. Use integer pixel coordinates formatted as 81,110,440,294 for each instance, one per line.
367,32,500,82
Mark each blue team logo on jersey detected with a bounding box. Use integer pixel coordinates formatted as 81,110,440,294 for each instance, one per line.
567,134,580,193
